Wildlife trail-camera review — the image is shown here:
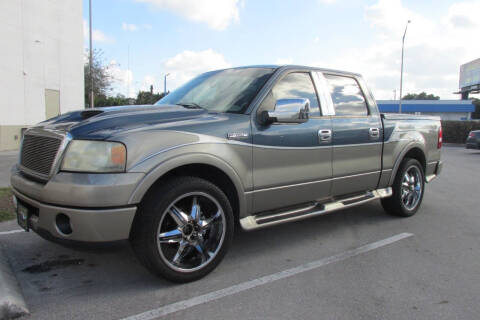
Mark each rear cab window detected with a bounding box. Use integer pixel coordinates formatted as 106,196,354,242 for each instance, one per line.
324,74,368,116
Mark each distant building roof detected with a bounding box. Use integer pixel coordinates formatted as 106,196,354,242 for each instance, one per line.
376,100,475,113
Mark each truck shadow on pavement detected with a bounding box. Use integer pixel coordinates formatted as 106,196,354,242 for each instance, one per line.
4,200,398,310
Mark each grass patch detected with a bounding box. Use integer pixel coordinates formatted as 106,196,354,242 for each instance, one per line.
0,187,16,222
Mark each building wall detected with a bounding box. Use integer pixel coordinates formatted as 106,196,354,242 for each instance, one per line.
421,112,471,121
0,0,84,151
377,100,475,122
389,112,471,121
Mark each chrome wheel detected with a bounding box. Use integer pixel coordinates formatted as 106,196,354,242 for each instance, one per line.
157,192,226,273
401,165,423,210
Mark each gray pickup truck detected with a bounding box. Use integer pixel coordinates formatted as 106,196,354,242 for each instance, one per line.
11,65,442,282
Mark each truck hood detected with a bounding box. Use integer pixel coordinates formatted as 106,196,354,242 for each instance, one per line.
31,104,211,139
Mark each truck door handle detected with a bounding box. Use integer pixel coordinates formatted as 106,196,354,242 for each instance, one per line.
318,129,332,143
369,127,380,138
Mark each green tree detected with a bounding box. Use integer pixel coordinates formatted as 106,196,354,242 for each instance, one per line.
94,94,132,107
135,90,167,105
402,92,440,100
84,49,114,107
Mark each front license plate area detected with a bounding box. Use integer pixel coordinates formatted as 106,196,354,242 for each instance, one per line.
17,202,30,231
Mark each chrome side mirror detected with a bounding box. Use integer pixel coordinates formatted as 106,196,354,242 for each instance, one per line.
260,98,310,124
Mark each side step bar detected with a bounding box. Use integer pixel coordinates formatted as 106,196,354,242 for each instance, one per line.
240,187,392,231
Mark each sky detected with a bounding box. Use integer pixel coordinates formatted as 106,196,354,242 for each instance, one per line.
82,0,480,100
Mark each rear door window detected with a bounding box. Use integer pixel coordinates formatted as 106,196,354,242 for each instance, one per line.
324,74,368,116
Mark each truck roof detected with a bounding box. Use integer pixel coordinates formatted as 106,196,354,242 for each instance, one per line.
224,65,362,78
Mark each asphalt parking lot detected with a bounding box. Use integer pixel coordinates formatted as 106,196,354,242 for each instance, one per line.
1,145,479,320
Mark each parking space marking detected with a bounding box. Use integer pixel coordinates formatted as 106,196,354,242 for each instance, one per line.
121,232,413,320
0,229,25,236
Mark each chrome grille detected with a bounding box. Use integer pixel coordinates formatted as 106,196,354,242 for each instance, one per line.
20,134,63,177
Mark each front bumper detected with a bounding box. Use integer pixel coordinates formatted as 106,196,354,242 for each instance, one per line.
466,137,480,149
10,166,144,242
466,143,480,149
12,189,137,242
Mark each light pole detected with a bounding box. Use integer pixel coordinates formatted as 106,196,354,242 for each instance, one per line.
399,19,411,113
89,0,94,109
164,73,170,96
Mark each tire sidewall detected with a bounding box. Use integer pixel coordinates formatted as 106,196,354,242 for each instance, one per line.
393,158,425,216
137,177,234,282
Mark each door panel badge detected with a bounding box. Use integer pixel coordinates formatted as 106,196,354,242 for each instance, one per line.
227,132,249,141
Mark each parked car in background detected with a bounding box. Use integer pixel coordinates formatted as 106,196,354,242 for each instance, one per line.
466,130,480,149
11,65,443,282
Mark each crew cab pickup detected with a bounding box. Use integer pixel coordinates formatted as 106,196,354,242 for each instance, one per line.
11,65,442,282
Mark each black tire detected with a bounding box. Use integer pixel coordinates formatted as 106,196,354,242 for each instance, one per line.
381,158,425,217
130,176,234,283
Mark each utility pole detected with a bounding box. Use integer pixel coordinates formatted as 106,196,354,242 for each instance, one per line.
127,44,130,98
164,73,170,96
89,0,94,109
399,19,411,113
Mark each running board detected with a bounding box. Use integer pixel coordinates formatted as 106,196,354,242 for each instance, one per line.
240,187,392,231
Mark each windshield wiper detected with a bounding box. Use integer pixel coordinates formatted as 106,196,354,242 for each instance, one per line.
175,102,205,110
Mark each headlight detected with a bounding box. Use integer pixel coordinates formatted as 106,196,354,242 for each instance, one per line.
61,140,126,173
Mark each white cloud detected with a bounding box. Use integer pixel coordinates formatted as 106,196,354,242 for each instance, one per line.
135,0,241,30
276,58,293,65
122,23,139,32
139,75,161,93
315,0,480,99
445,1,480,29
318,0,337,4
83,20,113,43
163,49,231,89
108,50,230,96
108,60,135,97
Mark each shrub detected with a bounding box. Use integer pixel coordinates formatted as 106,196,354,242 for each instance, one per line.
441,120,480,144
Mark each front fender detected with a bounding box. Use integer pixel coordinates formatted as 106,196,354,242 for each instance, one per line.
128,152,248,218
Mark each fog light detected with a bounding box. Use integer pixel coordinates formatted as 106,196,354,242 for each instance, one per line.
56,213,72,235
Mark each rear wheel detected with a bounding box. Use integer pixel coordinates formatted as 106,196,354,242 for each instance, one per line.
381,158,425,217
130,176,234,282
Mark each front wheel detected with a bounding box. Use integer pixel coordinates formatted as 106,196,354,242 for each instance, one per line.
130,177,234,283
381,158,425,217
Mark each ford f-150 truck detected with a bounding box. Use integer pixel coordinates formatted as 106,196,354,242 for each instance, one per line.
11,65,442,282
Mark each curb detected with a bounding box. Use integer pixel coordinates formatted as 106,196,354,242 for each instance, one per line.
0,246,28,319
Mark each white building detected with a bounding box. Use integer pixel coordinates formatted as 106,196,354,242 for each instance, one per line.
0,0,84,151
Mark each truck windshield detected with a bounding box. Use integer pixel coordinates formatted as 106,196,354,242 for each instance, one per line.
155,67,275,114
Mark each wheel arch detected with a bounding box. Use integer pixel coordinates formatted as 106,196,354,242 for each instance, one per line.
129,154,246,222
389,143,427,186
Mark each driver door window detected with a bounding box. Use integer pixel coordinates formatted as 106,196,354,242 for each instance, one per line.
258,72,321,117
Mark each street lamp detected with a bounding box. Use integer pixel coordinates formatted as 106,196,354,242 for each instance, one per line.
399,19,411,113
164,73,170,96
88,0,94,109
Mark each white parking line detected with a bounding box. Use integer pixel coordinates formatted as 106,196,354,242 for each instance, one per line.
0,229,25,236
121,232,414,320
